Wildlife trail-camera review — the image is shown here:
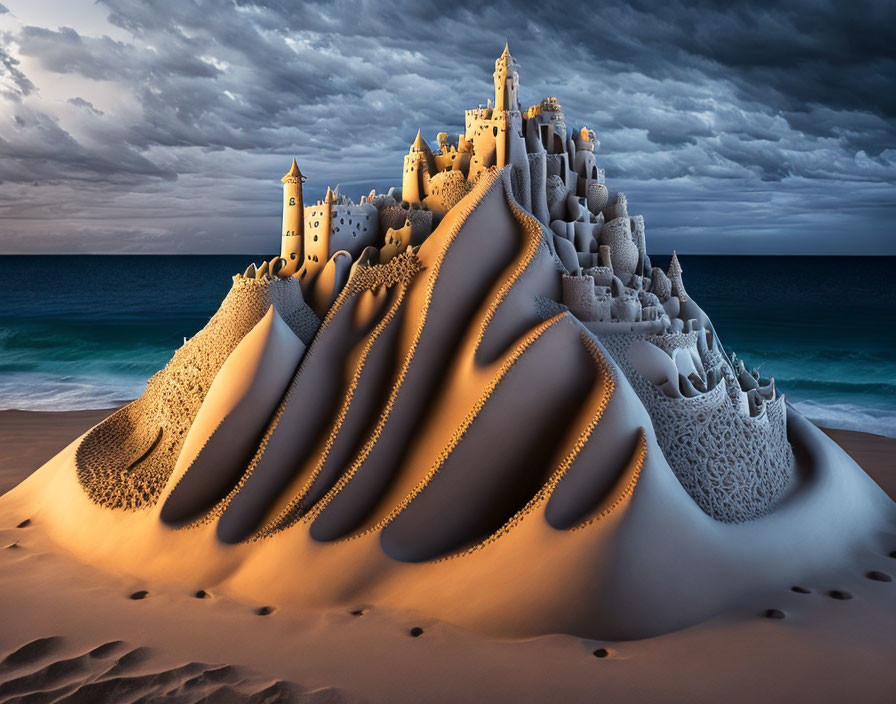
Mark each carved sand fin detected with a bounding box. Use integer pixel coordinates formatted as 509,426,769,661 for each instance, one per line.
159,306,305,525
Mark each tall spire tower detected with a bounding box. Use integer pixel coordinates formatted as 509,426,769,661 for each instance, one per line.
402,129,434,203
493,42,520,112
667,251,689,302
279,157,306,277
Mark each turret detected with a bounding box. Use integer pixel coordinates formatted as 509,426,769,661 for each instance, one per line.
668,251,689,302
279,157,305,277
297,186,335,295
380,218,413,264
493,43,520,112
402,130,434,203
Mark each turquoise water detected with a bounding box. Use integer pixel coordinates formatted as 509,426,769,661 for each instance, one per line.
1,255,894,437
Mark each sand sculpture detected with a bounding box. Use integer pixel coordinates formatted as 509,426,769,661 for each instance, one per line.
5,46,894,640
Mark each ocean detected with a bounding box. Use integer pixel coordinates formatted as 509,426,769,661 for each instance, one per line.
1,255,894,438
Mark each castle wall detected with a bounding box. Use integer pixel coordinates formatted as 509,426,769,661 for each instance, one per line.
526,107,567,154
329,203,379,256
303,202,378,263
465,109,499,177
433,148,471,177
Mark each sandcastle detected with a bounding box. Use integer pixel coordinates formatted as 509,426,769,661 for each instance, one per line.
251,43,793,525
7,47,894,640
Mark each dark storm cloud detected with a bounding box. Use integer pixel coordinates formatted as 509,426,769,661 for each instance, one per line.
19,24,222,81
0,100,175,184
0,0,893,253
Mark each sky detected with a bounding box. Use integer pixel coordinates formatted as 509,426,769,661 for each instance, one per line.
0,0,893,255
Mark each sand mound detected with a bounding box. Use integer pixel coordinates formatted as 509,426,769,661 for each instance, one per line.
5,169,895,640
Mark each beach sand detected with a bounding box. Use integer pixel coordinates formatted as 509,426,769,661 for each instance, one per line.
0,408,894,703
0,409,115,497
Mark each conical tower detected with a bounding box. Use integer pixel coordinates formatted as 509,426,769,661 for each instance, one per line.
279,157,306,277
667,251,689,302
493,42,520,112
402,129,434,203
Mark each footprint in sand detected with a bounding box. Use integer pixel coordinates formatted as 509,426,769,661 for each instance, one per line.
129,590,149,600
254,606,274,616
15,519,30,528
866,571,892,582
791,586,811,594
593,648,610,659
764,609,786,619
194,590,211,599
828,590,852,600
409,627,424,637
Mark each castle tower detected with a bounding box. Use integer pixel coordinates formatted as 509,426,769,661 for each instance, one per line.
493,42,520,112
668,251,690,302
279,157,306,277
495,118,509,169
297,186,335,295
402,130,434,203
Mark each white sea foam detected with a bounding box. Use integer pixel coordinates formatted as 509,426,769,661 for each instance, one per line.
0,373,142,412
793,399,896,439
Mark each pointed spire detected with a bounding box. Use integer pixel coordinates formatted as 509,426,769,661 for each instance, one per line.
668,250,683,277
493,41,519,113
325,186,336,204
667,251,689,302
281,156,306,183
412,129,426,151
